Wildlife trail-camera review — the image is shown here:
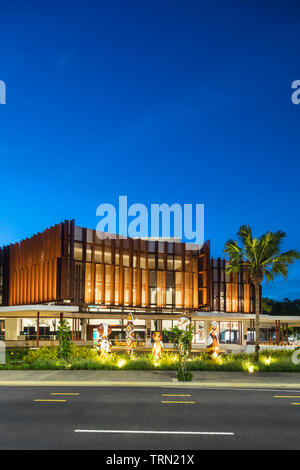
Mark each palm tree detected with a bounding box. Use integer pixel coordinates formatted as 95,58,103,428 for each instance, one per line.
224,225,300,361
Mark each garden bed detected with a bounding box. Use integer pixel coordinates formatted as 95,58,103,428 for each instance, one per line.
0,347,299,372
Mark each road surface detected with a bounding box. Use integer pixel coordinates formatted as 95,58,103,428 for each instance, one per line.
0,385,299,450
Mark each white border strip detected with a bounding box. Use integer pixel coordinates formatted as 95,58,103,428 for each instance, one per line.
74,430,234,436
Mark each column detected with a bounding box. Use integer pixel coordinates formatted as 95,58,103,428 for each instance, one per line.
36,312,40,347
81,318,88,342
4,319,20,341
145,319,152,349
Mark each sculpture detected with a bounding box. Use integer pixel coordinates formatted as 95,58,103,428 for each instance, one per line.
206,321,219,358
125,313,135,356
152,331,164,360
177,316,191,331
96,322,112,355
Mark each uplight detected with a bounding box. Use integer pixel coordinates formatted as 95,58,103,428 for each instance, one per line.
118,359,126,368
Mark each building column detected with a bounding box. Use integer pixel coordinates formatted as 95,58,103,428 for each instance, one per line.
81,318,88,342
145,319,152,349
241,320,249,346
203,320,209,347
36,312,40,348
4,319,20,341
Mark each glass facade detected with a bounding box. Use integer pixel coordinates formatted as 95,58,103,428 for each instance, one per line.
73,228,202,309
0,220,255,317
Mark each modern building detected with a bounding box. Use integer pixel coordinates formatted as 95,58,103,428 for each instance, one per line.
0,220,299,351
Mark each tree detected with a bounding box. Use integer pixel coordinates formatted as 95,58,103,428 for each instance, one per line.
262,297,274,313
263,297,300,315
57,319,73,360
224,225,300,361
163,325,194,381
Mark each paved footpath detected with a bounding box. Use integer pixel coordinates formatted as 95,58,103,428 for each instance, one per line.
0,370,299,389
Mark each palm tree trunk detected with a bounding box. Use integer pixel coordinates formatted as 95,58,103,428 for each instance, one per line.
254,283,261,362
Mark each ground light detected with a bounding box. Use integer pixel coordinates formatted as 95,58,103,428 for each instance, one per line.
216,355,224,365
263,357,272,366
117,359,126,368
248,365,254,373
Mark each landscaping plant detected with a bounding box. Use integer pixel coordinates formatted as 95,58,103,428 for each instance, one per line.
56,319,73,360
224,225,300,361
163,325,194,381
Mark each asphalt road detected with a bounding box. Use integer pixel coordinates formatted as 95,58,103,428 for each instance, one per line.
0,386,299,450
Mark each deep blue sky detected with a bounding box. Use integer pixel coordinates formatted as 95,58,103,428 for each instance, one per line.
0,0,300,299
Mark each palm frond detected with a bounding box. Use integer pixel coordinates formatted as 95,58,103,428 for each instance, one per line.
224,225,299,284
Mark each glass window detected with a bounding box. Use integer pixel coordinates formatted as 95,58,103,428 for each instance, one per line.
114,266,119,305
174,255,182,271
166,271,174,287
185,253,192,271
87,229,93,243
105,265,111,304
158,242,165,253
149,271,156,287
162,320,172,329
166,287,173,306
95,246,102,263
167,242,174,254
148,254,155,269
174,243,182,255
124,268,129,305
123,252,129,267
219,322,241,345
150,287,157,305
74,226,83,241
104,246,112,264
95,264,103,304
158,255,164,270
148,241,155,253
140,255,146,269
175,291,182,307
167,255,173,270
86,245,92,262
192,321,205,344
74,242,83,261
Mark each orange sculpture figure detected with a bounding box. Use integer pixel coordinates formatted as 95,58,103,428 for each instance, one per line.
206,321,219,358
96,323,112,355
152,331,164,360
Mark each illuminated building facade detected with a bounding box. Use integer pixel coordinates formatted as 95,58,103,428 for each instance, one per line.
0,220,296,350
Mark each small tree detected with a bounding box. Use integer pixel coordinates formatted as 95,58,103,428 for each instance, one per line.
57,319,73,360
163,325,194,381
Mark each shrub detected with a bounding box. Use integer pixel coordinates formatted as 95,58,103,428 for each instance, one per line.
57,319,73,360
177,370,193,381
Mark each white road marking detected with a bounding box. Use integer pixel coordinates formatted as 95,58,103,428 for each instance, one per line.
161,387,300,393
74,430,234,435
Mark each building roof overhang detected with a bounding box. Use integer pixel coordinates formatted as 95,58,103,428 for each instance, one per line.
0,305,79,318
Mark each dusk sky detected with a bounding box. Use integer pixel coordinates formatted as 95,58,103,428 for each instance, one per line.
0,0,300,299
